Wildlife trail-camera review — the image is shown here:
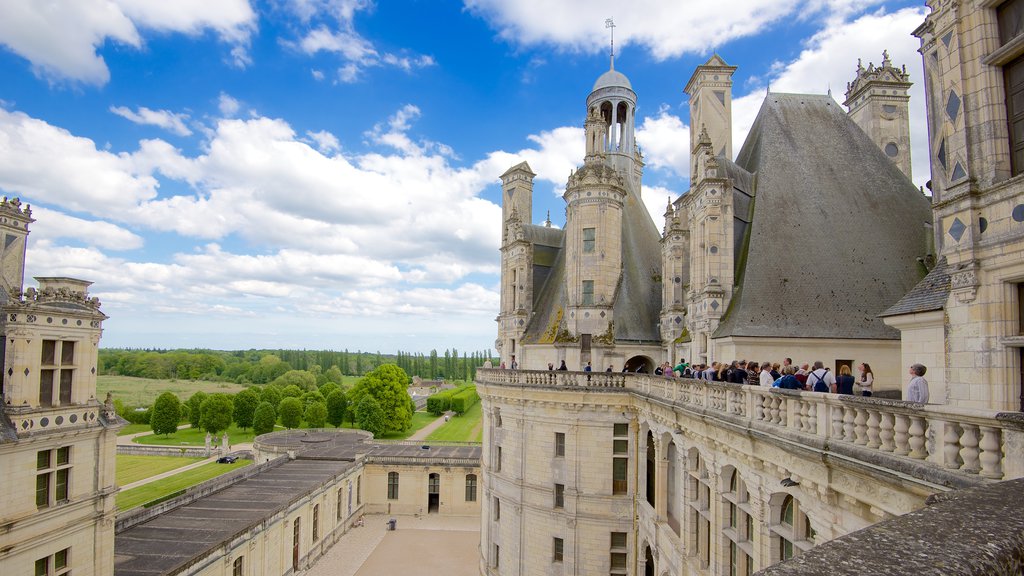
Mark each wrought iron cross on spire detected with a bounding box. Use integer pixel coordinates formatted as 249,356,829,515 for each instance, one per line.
605,18,615,69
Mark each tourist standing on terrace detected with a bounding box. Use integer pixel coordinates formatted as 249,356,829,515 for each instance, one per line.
807,361,836,393
907,364,929,403
759,363,774,386
836,365,856,395
857,363,874,397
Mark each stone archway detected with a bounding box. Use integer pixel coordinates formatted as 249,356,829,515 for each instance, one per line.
624,355,655,373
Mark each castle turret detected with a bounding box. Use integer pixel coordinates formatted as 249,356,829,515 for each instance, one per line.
685,54,736,187
0,197,34,302
844,51,913,180
497,162,536,365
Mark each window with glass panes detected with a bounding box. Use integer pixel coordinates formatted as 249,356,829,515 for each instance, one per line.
722,469,754,576
582,280,595,305
387,472,399,500
554,483,564,508
610,532,628,575
36,447,70,508
554,432,565,457
771,494,816,562
583,227,596,252
553,537,564,562
35,548,69,576
39,340,76,407
466,474,477,501
233,556,244,576
612,423,628,494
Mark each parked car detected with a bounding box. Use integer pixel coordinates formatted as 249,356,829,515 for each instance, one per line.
217,455,238,464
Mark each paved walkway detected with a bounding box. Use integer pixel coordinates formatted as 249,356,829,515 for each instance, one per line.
305,514,479,576
116,423,193,446
408,413,448,441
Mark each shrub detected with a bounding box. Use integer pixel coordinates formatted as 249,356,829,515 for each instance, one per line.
449,386,479,415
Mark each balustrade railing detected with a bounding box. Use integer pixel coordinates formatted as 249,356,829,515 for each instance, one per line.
476,369,1024,481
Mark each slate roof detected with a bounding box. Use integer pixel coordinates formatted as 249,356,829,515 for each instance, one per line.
878,257,950,317
713,93,932,340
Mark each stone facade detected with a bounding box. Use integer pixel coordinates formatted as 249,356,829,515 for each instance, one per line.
844,51,915,180
476,369,1024,575
0,199,121,576
883,0,1024,411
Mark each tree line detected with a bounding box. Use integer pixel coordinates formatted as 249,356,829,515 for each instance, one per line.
130,364,415,439
100,347,496,383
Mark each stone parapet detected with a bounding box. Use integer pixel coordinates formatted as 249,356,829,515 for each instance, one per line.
477,369,1024,483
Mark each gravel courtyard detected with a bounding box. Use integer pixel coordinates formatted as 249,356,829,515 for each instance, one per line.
305,514,480,576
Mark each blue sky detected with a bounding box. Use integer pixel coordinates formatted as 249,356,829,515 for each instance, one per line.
0,0,929,353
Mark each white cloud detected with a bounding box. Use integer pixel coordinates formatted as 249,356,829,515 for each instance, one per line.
464,0,890,60
28,208,144,250
0,0,257,85
285,1,435,82
218,93,241,117
110,106,192,136
636,109,690,179
729,6,930,188
0,108,159,213
306,130,341,154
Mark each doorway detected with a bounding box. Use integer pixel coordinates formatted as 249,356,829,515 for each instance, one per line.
624,355,654,374
428,473,440,513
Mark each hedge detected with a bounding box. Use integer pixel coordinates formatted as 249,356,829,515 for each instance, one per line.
449,386,479,416
426,384,472,415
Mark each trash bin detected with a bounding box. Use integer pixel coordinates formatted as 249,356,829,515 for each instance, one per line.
387,518,397,531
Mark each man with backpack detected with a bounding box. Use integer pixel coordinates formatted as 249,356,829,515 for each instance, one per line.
806,361,836,393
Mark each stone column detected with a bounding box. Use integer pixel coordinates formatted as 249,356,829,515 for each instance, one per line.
655,437,668,520
610,100,619,150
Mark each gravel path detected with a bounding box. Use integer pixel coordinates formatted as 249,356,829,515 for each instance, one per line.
408,414,448,441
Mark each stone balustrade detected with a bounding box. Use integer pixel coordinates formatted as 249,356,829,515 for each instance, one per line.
5,401,105,437
477,369,1024,482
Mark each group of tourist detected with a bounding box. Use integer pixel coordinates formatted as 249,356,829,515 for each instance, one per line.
659,358,876,397
494,355,930,403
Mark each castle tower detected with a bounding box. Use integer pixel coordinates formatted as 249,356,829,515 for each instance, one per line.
685,54,736,187
844,50,914,180
0,206,120,576
0,197,34,301
661,199,690,352
497,162,536,365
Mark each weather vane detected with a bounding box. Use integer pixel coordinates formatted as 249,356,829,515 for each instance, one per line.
605,18,615,69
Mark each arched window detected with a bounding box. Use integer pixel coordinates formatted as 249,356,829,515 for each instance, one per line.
721,468,754,576
770,494,815,562
645,431,656,507
465,474,477,502
666,440,680,534
387,472,399,500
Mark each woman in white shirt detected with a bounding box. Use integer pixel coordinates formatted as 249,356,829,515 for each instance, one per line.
857,362,874,397
759,363,774,386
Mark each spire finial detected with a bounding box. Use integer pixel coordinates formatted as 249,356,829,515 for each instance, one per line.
605,18,616,70
545,210,552,228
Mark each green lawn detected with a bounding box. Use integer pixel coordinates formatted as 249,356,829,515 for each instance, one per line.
116,455,204,485
133,424,258,446
117,460,251,511
426,402,483,442
99,375,247,407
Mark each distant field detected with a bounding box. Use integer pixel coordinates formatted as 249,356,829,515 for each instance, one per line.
117,460,250,511
116,455,204,485
98,375,246,406
426,402,482,442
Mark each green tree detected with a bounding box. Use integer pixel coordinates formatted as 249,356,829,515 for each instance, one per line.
199,394,234,435
233,389,261,430
326,390,348,428
150,392,182,436
271,369,317,390
261,385,283,407
355,395,386,437
186,391,208,429
252,402,277,436
348,364,412,433
281,384,303,399
319,381,340,399
301,390,325,409
324,365,344,384
279,397,303,429
305,401,328,428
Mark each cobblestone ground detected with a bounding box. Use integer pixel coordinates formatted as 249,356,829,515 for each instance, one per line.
305,514,480,576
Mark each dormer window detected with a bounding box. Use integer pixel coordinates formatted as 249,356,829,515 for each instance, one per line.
39,339,76,407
